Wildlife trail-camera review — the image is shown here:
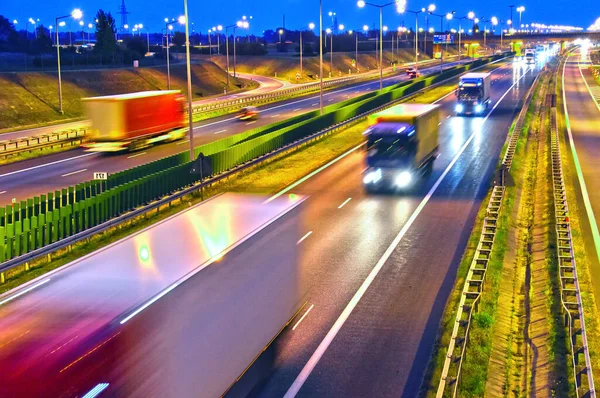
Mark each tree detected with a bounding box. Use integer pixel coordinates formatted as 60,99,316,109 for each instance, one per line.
31,25,52,53
125,36,146,58
171,31,186,48
0,15,17,51
94,9,117,56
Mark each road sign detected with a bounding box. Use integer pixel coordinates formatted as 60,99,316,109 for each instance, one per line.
433,34,455,44
11,198,16,204
190,152,213,177
93,172,108,180
352,59,356,67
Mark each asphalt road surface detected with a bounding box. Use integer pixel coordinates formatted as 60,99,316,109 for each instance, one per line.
561,51,600,302
0,59,470,205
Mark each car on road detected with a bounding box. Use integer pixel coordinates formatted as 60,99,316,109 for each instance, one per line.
406,67,419,78
238,106,260,121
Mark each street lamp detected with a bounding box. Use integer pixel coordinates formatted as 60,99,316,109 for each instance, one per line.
517,6,525,28
164,19,174,89
225,18,249,86
455,12,475,61
399,7,425,73
29,18,37,38
55,8,82,114
357,0,404,92
299,23,315,77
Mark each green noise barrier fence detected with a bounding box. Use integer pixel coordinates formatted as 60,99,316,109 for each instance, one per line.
0,55,503,264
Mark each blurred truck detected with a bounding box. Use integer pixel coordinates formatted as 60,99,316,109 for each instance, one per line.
455,72,492,116
81,90,186,152
362,103,440,192
525,48,535,64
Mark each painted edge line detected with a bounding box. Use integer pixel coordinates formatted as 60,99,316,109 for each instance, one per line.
562,57,600,272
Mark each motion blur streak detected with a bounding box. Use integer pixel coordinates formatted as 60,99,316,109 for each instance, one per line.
119,283,180,325
0,278,50,306
284,63,531,398
81,383,109,398
60,333,121,373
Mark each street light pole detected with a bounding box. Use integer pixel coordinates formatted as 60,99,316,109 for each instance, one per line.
181,4,195,161
319,0,323,114
357,1,401,92
56,9,82,115
165,22,172,90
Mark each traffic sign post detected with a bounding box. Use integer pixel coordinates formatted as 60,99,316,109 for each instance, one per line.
191,152,213,201
93,172,108,194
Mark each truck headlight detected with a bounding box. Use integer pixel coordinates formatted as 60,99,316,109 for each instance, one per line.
455,104,464,113
395,171,412,188
363,169,382,184
475,104,483,113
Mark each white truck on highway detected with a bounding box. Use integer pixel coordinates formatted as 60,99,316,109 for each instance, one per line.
362,103,440,192
455,72,492,116
525,48,535,64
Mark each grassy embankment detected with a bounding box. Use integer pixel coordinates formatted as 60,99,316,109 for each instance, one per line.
0,61,254,131
213,48,460,83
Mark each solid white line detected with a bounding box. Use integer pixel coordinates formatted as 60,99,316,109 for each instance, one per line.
293,304,315,331
338,197,352,209
0,191,6,195
61,168,88,177
297,231,313,245
562,57,600,270
0,153,96,179
246,121,257,125
127,152,146,159
283,63,531,398
176,139,190,145
0,278,51,306
577,64,600,112
213,129,227,134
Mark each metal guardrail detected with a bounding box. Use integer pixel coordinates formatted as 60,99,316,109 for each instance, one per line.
550,69,596,397
435,69,541,398
0,56,503,280
0,128,86,159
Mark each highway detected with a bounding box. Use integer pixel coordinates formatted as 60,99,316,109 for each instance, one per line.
0,59,470,205
561,51,600,301
256,60,539,397
0,60,539,397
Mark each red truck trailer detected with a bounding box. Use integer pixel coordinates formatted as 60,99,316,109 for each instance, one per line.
81,90,186,152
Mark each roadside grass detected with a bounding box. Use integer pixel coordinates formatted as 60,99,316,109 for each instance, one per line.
0,61,254,130
212,49,459,84
422,71,540,398
555,63,600,387
0,140,83,167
